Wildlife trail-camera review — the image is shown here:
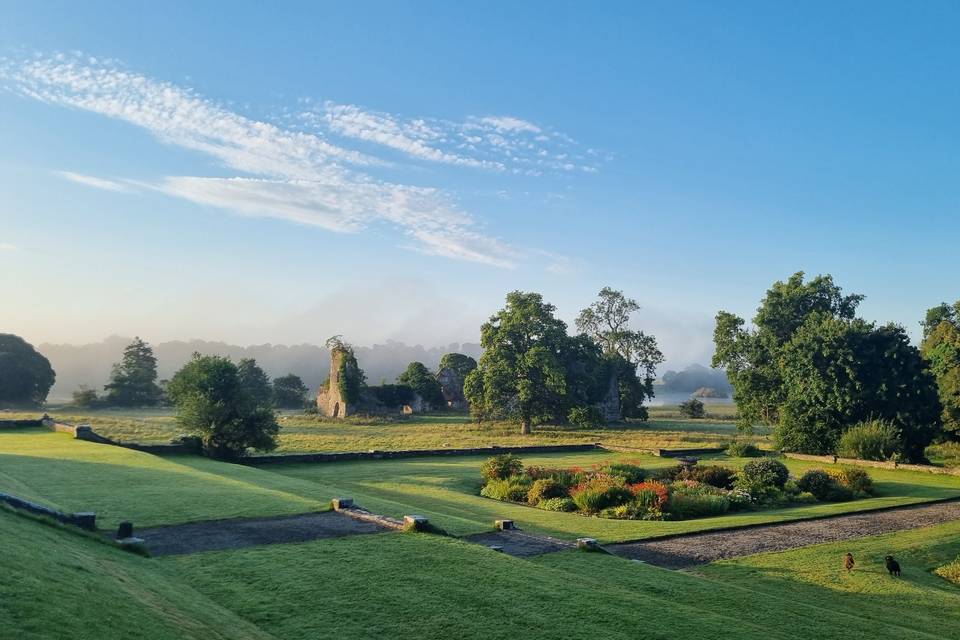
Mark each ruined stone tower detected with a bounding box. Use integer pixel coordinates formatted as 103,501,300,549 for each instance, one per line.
316,348,351,417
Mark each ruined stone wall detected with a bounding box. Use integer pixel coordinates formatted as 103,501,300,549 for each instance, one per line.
436,367,468,410
316,349,350,417
595,372,621,422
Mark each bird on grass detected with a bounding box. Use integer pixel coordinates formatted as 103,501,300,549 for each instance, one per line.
885,555,902,577
844,553,855,572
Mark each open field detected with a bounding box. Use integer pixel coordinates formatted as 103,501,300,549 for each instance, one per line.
0,406,764,452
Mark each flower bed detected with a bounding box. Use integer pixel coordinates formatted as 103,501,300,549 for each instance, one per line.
478,454,875,521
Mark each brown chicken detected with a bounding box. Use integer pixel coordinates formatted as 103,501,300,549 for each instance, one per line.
844,553,855,572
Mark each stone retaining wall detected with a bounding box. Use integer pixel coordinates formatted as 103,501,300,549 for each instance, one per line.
783,452,960,476
602,445,727,458
0,418,44,428
0,492,96,530
244,443,603,465
40,417,202,455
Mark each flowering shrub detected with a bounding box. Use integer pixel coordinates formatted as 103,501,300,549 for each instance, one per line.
477,455,873,520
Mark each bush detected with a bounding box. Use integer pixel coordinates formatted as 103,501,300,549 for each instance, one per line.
740,458,789,489
726,441,762,458
628,481,670,513
570,474,633,513
668,492,729,519
480,476,531,502
831,468,874,496
794,491,818,504
527,478,566,505
568,405,605,428
678,398,706,419
683,465,736,489
649,465,685,482
837,420,902,461
825,483,855,502
538,497,576,512
605,462,647,484
796,469,835,500
481,454,524,482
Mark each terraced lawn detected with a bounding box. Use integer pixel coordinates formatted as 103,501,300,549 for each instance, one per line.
0,429,326,529
262,450,960,542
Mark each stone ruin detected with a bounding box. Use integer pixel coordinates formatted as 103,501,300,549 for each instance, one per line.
436,366,469,410
316,348,351,418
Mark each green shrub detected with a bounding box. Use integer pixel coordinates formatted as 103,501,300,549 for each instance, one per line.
538,497,576,512
667,492,729,518
825,483,855,502
480,476,531,502
605,462,647,484
836,420,902,461
480,454,524,482
831,468,874,496
740,458,789,489
678,398,706,419
796,469,835,500
649,465,685,482
568,405,605,428
570,474,633,513
527,478,566,505
684,465,736,489
726,441,762,457
794,491,818,504
525,466,580,488
935,557,960,585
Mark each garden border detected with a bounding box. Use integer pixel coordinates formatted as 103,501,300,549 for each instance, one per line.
783,452,960,477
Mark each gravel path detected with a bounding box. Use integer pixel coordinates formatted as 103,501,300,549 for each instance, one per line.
139,511,390,556
463,530,574,557
606,499,960,569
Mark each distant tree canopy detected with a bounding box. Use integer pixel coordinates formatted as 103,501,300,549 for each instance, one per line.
576,287,664,418
237,358,272,406
921,300,960,437
103,337,162,406
713,272,941,461
166,354,278,460
369,383,416,408
437,353,477,379
0,334,55,407
272,373,309,408
397,361,445,406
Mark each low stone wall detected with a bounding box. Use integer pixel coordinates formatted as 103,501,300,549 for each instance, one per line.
245,443,603,465
0,418,44,428
41,417,202,455
0,492,96,530
602,445,727,458
783,452,960,476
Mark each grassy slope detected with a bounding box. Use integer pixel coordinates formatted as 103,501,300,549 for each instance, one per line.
0,407,761,451
168,524,960,640
700,520,960,637
0,429,327,528
264,450,960,542
0,508,274,640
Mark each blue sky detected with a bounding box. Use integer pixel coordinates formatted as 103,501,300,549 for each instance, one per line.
1,1,958,368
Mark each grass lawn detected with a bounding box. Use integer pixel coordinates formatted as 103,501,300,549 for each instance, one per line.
262,450,960,542
1,406,767,451
0,507,271,640
165,521,960,640
699,519,960,637
0,429,328,529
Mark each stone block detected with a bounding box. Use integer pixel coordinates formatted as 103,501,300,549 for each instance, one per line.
495,519,515,531
576,537,599,551
74,512,97,531
403,515,429,531
116,521,134,539
331,497,354,510
488,545,504,553
117,537,145,547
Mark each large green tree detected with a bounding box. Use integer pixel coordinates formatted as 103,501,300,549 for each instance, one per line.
575,287,664,418
713,272,940,461
166,354,278,459
464,291,569,434
397,361,445,406
437,353,478,379
0,334,55,407
921,300,960,437
103,337,162,406
272,373,309,408
237,358,272,406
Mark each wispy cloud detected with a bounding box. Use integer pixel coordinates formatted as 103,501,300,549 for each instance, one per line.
58,170,130,192
1,53,520,267
303,102,601,176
